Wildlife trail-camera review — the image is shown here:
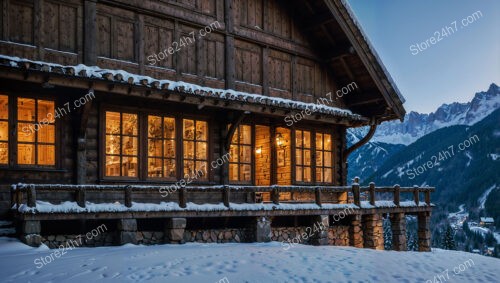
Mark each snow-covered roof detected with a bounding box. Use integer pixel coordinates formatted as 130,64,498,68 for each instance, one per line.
0,54,366,122
480,217,494,223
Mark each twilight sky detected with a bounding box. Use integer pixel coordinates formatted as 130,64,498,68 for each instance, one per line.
346,0,499,113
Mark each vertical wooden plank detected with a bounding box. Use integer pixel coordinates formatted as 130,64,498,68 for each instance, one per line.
271,187,279,205
27,185,36,208
223,185,230,207
352,183,360,207
137,14,144,74
174,20,180,79
179,187,187,208
83,0,97,65
315,187,321,207
34,0,44,60
413,189,420,206
291,55,297,100
262,46,269,96
369,182,376,206
76,187,86,208
224,0,235,89
393,185,400,206
125,185,132,207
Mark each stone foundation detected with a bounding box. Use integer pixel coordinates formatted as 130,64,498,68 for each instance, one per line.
327,226,350,246
183,229,252,243
41,233,115,248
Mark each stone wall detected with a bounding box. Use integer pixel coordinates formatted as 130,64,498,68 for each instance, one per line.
182,229,252,243
41,232,115,248
271,227,308,243
327,225,350,246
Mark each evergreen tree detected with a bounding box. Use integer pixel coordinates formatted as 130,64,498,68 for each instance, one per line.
442,224,456,250
407,230,418,251
485,232,496,246
383,218,392,250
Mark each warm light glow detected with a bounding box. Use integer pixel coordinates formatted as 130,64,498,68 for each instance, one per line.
255,146,262,155
105,111,138,177
229,125,252,182
0,95,7,165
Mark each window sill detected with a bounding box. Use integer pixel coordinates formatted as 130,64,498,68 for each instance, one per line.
0,167,67,173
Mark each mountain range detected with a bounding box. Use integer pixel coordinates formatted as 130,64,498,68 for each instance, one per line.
347,83,500,221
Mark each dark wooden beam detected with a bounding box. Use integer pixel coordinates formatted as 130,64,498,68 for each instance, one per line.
343,124,377,163
83,0,97,65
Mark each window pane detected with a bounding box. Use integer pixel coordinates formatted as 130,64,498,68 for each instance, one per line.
164,140,175,158
196,142,207,159
196,121,207,140
164,159,176,178
324,134,331,150
316,133,323,150
296,149,302,165
105,112,121,134
231,127,238,143
316,151,323,166
148,158,163,177
105,156,120,176
304,167,311,182
240,125,251,144
296,131,302,147
122,156,137,177
229,145,238,162
148,116,162,138
0,95,8,120
316,170,323,184
38,100,55,123
0,142,7,164
195,161,207,178
303,131,311,148
164,117,175,139
18,143,35,164
241,164,251,181
122,136,138,155
184,160,195,176
18,98,35,121
229,164,239,181
38,125,55,143
241,145,251,163
106,135,120,155
0,121,8,141
183,119,194,139
324,151,332,167
18,123,35,142
148,139,162,157
183,141,194,159
122,114,138,135
296,166,303,182
304,150,311,166
324,168,332,183
38,145,55,165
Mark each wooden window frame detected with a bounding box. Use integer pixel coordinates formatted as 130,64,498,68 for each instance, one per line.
0,93,60,169
146,115,177,181
181,117,210,182
99,106,212,183
228,124,253,185
293,128,312,184
314,131,334,185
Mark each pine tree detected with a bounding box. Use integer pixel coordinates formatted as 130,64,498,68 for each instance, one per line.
383,218,392,250
442,224,456,250
407,230,418,251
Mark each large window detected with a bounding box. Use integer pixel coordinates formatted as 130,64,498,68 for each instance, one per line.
183,119,208,179
229,125,252,183
0,95,8,165
105,111,138,177
295,130,312,182
315,132,333,183
147,115,176,179
17,98,55,166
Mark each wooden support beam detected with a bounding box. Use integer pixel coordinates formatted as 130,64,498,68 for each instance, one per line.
83,0,97,65
76,187,86,208
352,182,360,207
225,112,247,152
413,189,420,206
27,185,36,208
393,185,400,207
179,187,187,208
271,187,280,205
425,191,431,206
223,186,230,207
125,185,132,208
369,182,376,206
315,187,322,207
343,125,377,163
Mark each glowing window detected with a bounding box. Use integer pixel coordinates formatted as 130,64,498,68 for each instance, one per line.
105,111,138,177
229,125,252,183
0,95,8,165
316,133,333,183
147,115,176,179
295,130,312,182
183,119,208,180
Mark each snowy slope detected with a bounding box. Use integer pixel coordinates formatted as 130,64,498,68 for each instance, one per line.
0,237,498,283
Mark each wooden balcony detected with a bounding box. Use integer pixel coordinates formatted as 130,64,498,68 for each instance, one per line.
11,182,434,221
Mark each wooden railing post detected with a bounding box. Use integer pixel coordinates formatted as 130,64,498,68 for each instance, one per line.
425,190,431,205
124,185,132,208
179,187,187,208
271,187,280,205
413,187,420,206
352,182,360,207
393,185,400,206
76,187,86,208
10,185,16,208
315,187,322,207
27,185,36,208
223,185,230,207
369,182,375,206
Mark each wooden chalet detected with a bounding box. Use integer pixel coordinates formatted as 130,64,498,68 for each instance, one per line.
0,0,433,251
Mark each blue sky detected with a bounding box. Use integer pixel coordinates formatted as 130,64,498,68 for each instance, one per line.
346,0,499,113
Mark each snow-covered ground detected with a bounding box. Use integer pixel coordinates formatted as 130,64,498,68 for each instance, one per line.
0,237,498,283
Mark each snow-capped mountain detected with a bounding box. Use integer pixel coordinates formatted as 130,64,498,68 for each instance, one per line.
371,83,500,145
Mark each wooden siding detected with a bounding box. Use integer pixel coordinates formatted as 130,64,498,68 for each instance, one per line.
0,0,347,108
